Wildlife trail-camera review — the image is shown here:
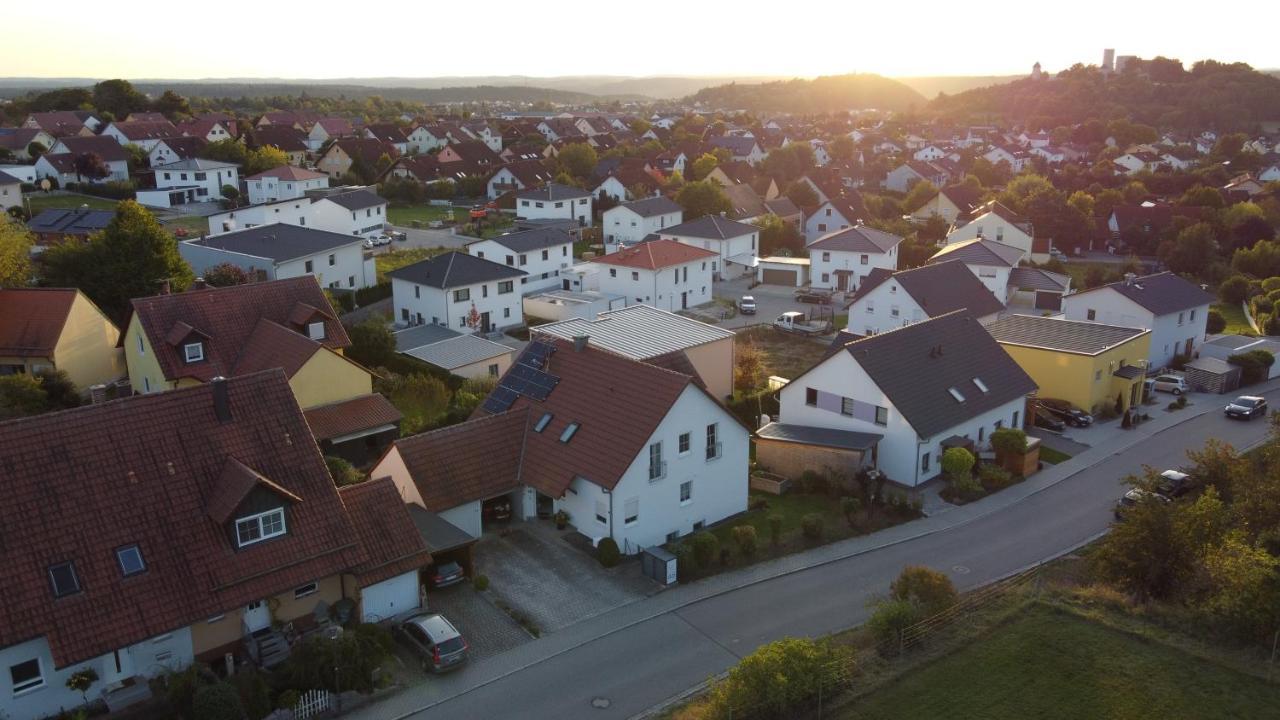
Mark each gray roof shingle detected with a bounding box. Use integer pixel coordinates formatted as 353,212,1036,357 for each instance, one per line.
662,214,757,240
928,237,1023,267
848,260,1004,319
320,188,386,211
186,223,362,263
477,227,573,253
516,182,590,201
985,314,1149,356
617,195,682,218
1073,272,1215,316
388,251,526,289
1007,267,1070,292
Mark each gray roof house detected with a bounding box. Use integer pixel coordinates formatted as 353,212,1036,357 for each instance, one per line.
179,223,375,288
388,252,529,333
619,195,683,218
845,260,1005,335
808,225,903,254
388,251,526,288
393,324,515,379
516,182,591,202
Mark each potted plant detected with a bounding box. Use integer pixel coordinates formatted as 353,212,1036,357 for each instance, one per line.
554,509,569,530
66,667,98,705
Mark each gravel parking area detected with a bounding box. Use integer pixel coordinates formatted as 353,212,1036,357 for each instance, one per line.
425,582,532,663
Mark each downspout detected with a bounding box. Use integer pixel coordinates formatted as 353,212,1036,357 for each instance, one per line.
606,488,615,547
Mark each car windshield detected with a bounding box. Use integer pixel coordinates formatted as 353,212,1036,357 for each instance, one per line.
436,636,465,654
1234,398,1258,407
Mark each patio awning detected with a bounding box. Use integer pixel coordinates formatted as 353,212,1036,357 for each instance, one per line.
1113,365,1144,380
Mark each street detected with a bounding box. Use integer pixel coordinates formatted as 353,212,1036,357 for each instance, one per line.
354,390,1275,720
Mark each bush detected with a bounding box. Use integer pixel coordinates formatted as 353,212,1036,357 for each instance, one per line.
703,638,852,720
473,574,490,591
597,537,621,568
866,598,920,649
276,689,300,711
192,682,244,720
278,624,393,694
1228,349,1276,385
890,566,958,616
324,455,364,487
689,532,719,569
1262,276,1280,294
231,668,272,720
767,514,783,546
940,447,975,483
1206,308,1226,334
672,542,694,571
989,427,1028,456
730,525,757,558
951,473,984,499
797,470,831,495
840,496,861,527
978,463,1014,490
800,513,824,541
354,282,392,307
1253,296,1274,315
1219,274,1250,304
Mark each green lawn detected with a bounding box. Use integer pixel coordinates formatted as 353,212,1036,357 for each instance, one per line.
850,606,1280,719
1038,446,1071,465
24,193,120,213
375,246,451,282
160,215,210,237
710,491,840,547
1212,302,1255,336
386,204,457,227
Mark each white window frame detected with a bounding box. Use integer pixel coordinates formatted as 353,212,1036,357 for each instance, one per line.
9,658,44,696
294,581,319,600
307,321,325,340
235,507,287,547
183,342,204,363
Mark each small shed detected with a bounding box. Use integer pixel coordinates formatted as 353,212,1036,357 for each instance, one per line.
755,256,810,287
754,422,880,480
1183,356,1241,394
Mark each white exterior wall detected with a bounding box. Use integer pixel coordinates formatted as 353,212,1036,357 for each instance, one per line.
602,206,682,249
945,215,1033,260
438,501,482,539
101,125,164,152
1062,289,1209,369
274,246,372,290
0,165,38,184
487,168,525,199
809,247,897,291
516,195,592,226
805,203,854,243
155,165,239,200
247,175,329,205
594,176,628,202
207,199,311,235
311,199,388,237
407,128,446,154
845,280,928,336
593,259,713,311
884,166,924,193
962,263,1012,304
662,231,758,280
391,277,524,332
468,239,574,295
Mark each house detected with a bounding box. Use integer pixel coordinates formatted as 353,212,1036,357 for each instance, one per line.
926,237,1025,304
180,224,376,290
176,117,236,143
0,288,125,391
389,251,527,333
137,158,240,209
775,311,1036,487
246,166,330,205
100,120,180,152
912,145,948,162
0,370,429,720
147,136,208,167
0,170,20,211
37,136,130,184
807,226,903,293
22,111,99,136
982,144,1030,172
437,140,501,173
1061,272,1214,370
362,123,410,154
845,260,1004,336
804,195,868,243
602,196,684,251
573,239,717,313
407,124,450,154
944,201,1035,261
1006,266,1073,311
393,324,515,380
986,314,1150,415
0,127,56,160
467,227,575,294
206,187,387,238
372,334,749,553
658,215,759,280
909,184,983,224
515,183,593,227
316,138,395,178
307,118,356,151
1113,152,1160,175
0,165,37,185
25,208,114,246
884,160,949,193
250,126,309,165
709,136,766,165
486,159,554,199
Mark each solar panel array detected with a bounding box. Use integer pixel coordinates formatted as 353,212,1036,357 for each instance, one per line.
481,339,561,414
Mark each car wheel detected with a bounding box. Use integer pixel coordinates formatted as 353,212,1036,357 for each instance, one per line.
1172,388,1182,395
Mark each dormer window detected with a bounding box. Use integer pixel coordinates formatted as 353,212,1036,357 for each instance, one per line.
184,342,205,363
307,321,325,340
235,507,286,547
48,562,81,598
116,544,146,576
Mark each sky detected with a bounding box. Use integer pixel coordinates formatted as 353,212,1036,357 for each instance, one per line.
4,1,1279,81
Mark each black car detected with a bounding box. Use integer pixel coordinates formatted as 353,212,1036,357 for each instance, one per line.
482,496,512,522
1224,395,1267,420
1037,399,1093,427
1114,488,1171,520
1032,408,1066,432
428,560,465,588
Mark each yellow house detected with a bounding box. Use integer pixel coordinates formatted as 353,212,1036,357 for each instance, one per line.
0,288,125,391
123,276,400,464
986,314,1151,414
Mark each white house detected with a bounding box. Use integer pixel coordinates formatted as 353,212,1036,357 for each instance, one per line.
0,171,22,210
99,119,178,152
138,158,240,208
389,251,528,333
844,260,1005,337
1061,271,1215,370
926,238,1025,304
407,125,449,154
37,136,130,184
246,165,330,205
208,187,388,238
709,136,767,165
179,223,376,290
486,160,554,199
777,310,1036,486
467,227,575,294
944,201,1035,261
602,196,684,251
804,196,867,243
982,144,1030,172
659,215,759,280
516,183,593,227
373,334,749,554
909,185,983,224
807,225,902,293
576,239,717,311
147,137,207,167
884,160,949,193
912,145,948,162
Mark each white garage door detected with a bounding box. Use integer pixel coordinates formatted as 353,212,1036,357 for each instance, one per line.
361,571,421,622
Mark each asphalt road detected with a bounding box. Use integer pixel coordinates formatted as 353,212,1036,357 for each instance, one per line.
404,395,1275,720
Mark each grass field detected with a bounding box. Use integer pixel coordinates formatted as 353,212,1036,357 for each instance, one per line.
386,205,457,227
849,605,1280,719
160,215,209,237
736,325,829,381
1038,446,1072,465
374,246,450,282
24,193,119,213
1212,302,1255,336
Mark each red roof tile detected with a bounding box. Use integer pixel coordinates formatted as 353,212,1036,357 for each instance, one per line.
0,288,78,357
304,394,402,442
390,409,529,509
589,239,716,271
339,479,432,587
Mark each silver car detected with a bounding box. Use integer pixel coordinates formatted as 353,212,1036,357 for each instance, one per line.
1148,374,1187,395
396,613,469,672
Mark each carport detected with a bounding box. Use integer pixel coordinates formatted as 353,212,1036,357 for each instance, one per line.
409,504,478,577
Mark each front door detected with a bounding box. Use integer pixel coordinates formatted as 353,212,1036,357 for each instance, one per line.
1183,338,1193,356
837,273,849,292
102,647,135,686
562,279,571,290
481,312,492,333
681,291,688,309
243,600,271,635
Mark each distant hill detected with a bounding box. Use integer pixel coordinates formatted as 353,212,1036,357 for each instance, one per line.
895,75,1020,99
689,74,927,113
927,60,1280,132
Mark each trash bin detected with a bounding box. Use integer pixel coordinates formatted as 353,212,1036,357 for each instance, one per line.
640,546,678,585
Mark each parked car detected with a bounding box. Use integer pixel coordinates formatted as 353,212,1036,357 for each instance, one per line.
1147,374,1187,395
428,560,465,588
1037,398,1093,427
1032,408,1066,432
794,288,833,305
1224,395,1268,420
1114,488,1171,520
361,237,375,249
482,496,512,522
739,295,756,315
1155,469,1193,498
395,613,469,673
389,230,407,241
372,234,392,246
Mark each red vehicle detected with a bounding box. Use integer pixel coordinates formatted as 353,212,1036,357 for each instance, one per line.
469,205,488,220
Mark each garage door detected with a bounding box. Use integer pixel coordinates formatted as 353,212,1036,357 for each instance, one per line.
361,571,421,622
761,268,797,286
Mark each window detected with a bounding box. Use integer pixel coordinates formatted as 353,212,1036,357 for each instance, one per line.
535,413,553,432
978,267,997,278
806,387,818,406
648,442,664,480
504,307,511,318
535,202,544,208
841,397,854,416
348,276,355,288
623,497,639,525
972,377,989,393
453,288,470,302
235,507,286,547
822,273,830,283
631,271,640,281
414,286,421,299
305,260,314,273
1177,311,1185,326
1094,370,1102,381
995,419,1003,430
1190,309,1196,322
488,363,499,377
519,254,528,266
875,406,889,426
183,342,204,363
328,253,335,266
595,500,608,525
679,432,691,454
138,334,145,354
560,422,580,443
48,562,81,598
706,423,720,460
609,269,617,278
505,254,515,266
866,301,874,314
9,659,42,695
822,252,831,262
817,223,827,232
978,426,985,443
294,582,318,600
948,387,966,402
890,305,900,318
922,452,930,473
1086,309,1096,321
860,254,869,265
498,280,514,294
554,201,564,209
116,545,145,576
680,481,692,504
307,321,325,340
482,284,489,298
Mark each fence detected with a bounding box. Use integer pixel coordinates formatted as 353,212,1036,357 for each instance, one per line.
292,688,334,720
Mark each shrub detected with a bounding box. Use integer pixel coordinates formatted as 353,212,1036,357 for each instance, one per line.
703,638,852,720
800,513,824,541
951,473,984,499
767,514,783,546
1261,276,1280,294
866,598,920,649
473,574,490,591
1176,395,1188,408
1206,308,1226,333
278,624,393,694
989,427,1028,456
1219,274,1250,304
689,532,720,569
597,537,621,568
978,463,1014,490
672,543,693,572
192,682,244,720
1253,296,1274,315
730,525,757,558
940,447,975,484
324,455,364,487
276,689,300,711
797,470,831,495
231,668,271,720
1228,348,1276,385
840,496,861,527
891,566,958,616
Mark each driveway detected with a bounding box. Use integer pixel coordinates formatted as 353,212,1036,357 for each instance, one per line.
713,276,834,329
475,521,658,635
387,225,472,251
424,582,532,663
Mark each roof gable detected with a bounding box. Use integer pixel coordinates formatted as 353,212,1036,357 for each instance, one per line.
0,288,80,357
1071,271,1214,316
387,251,527,289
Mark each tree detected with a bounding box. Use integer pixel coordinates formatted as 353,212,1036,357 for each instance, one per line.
202,139,249,165
734,340,766,393
901,180,938,213
783,179,818,209
703,638,852,719
1092,478,1194,599
990,427,1028,457
1179,185,1224,209
202,262,251,287
0,215,33,287
92,79,148,119
0,374,48,419
753,214,802,256
35,369,80,411
192,681,245,720
325,456,363,487
151,89,190,119
761,143,815,185
244,146,289,176
386,373,453,435
557,142,597,180
38,201,193,322
675,179,731,219
1199,530,1280,640
1233,239,1280,278
689,153,719,181
25,141,47,161
890,566,958,616
346,319,397,368
830,135,855,164
1206,309,1226,334
1158,222,1216,277
220,185,239,204
1218,274,1250,305
71,152,110,183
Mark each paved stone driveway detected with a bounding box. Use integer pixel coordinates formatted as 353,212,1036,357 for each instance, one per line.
425,582,531,663
476,521,659,635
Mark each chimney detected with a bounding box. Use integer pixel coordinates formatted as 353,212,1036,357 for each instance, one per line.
192,277,207,290
211,376,231,423
1123,272,1136,285
572,334,589,352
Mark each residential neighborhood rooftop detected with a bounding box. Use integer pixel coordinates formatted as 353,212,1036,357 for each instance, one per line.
928,237,1024,267
661,214,756,240
1070,271,1215,315
848,260,1005,319
587,239,717,271
616,195,682,218
185,223,364,262
808,225,903,253
985,314,1150,355
387,251,527,289
516,182,591,201
534,304,733,359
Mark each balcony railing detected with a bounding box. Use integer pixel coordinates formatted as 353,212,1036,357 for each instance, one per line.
705,442,723,461
648,460,667,482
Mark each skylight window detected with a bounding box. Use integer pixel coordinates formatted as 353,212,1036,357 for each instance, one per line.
560,422,580,443
534,413,553,432
972,377,989,393
948,387,966,403
116,545,146,577
48,562,81,598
